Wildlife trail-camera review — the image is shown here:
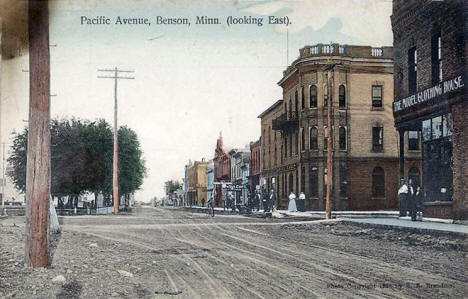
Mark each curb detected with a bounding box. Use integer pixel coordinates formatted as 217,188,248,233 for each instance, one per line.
340,219,467,238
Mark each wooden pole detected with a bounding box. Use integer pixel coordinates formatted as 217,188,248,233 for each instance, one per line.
113,67,119,215
25,0,50,267
326,68,334,220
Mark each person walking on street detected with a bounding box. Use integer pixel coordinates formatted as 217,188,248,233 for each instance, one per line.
288,192,297,212
397,179,408,217
269,189,276,212
298,192,306,212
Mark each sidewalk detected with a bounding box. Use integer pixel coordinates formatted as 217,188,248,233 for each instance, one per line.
342,217,468,236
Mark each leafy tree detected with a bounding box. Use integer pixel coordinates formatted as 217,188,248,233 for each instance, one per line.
165,180,181,196
7,118,146,207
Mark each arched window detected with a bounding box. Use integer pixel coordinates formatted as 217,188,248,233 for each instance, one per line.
301,128,305,151
309,127,318,150
408,167,420,187
309,85,317,108
339,127,347,150
372,167,385,197
339,85,346,108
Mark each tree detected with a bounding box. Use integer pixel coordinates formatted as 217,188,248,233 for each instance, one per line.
165,180,181,196
8,118,146,208
118,126,147,207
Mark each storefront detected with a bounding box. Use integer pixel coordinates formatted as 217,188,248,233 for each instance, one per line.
393,75,465,219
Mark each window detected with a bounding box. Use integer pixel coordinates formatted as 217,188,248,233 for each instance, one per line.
408,47,418,93
339,85,346,108
301,87,305,110
294,90,298,112
301,128,305,151
372,167,385,197
284,137,288,157
339,162,347,198
432,32,443,84
309,127,318,150
432,116,442,140
295,132,298,154
309,85,317,108
372,85,383,108
324,95,328,108
339,127,347,151
310,166,318,197
408,131,420,150
324,126,328,150
301,167,305,193
372,126,383,151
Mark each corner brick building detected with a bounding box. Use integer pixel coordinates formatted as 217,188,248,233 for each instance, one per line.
391,0,467,219
259,43,419,211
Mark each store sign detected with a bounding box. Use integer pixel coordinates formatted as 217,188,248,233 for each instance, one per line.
393,75,465,113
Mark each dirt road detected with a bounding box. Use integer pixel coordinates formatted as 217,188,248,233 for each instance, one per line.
1,206,467,298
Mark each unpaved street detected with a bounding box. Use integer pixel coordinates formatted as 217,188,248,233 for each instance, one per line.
1,207,467,299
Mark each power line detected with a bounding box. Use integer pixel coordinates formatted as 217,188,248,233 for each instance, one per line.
97,67,135,215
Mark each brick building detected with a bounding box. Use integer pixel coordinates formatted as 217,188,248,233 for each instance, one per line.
249,139,261,196
391,0,467,219
213,133,231,207
259,43,419,211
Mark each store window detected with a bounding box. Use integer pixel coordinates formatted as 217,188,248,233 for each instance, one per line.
432,116,442,140
310,166,318,197
408,131,420,150
372,167,385,197
422,113,452,142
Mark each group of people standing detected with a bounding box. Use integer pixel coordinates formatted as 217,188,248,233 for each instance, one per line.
398,178,423,221
287,191,306,212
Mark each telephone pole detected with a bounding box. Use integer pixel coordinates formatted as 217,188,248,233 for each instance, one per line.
25,0,51,268
97,68,134,215
325,63,335,220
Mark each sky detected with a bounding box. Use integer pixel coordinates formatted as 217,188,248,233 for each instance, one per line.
1,0,393,202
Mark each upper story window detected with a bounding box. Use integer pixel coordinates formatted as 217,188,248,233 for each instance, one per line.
432,32,443,84
372,85,383,108
309,127,318,150
309,85,317,108
322,44,334,54
339,85,346,108
301,128,305,151
294,90,298,112
301,87,305,110
372,126,384,151
408,131,420,151
408,47,418,93
339,127,347,151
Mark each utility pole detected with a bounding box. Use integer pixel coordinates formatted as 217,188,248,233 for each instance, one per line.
97,68,134,215
1,142,6,215
25,0,51,268
0,19,5,216
325,64,335,220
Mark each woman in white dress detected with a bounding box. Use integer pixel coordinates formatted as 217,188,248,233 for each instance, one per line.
288,192,297,212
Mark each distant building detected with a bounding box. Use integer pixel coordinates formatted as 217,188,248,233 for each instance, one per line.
259,43,415,211
213,133,231,207
249,139,261,196
183,161,191,206
188,160,208,206
229,148,250,205
206,160,214,204
391,0,467,219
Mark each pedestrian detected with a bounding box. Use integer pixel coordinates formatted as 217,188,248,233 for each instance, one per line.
255,190,261,211
397,179,408,217
269,189,276,212
298,192,306,212
288,191,297,212
415,186,423,221
408,179,416,221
